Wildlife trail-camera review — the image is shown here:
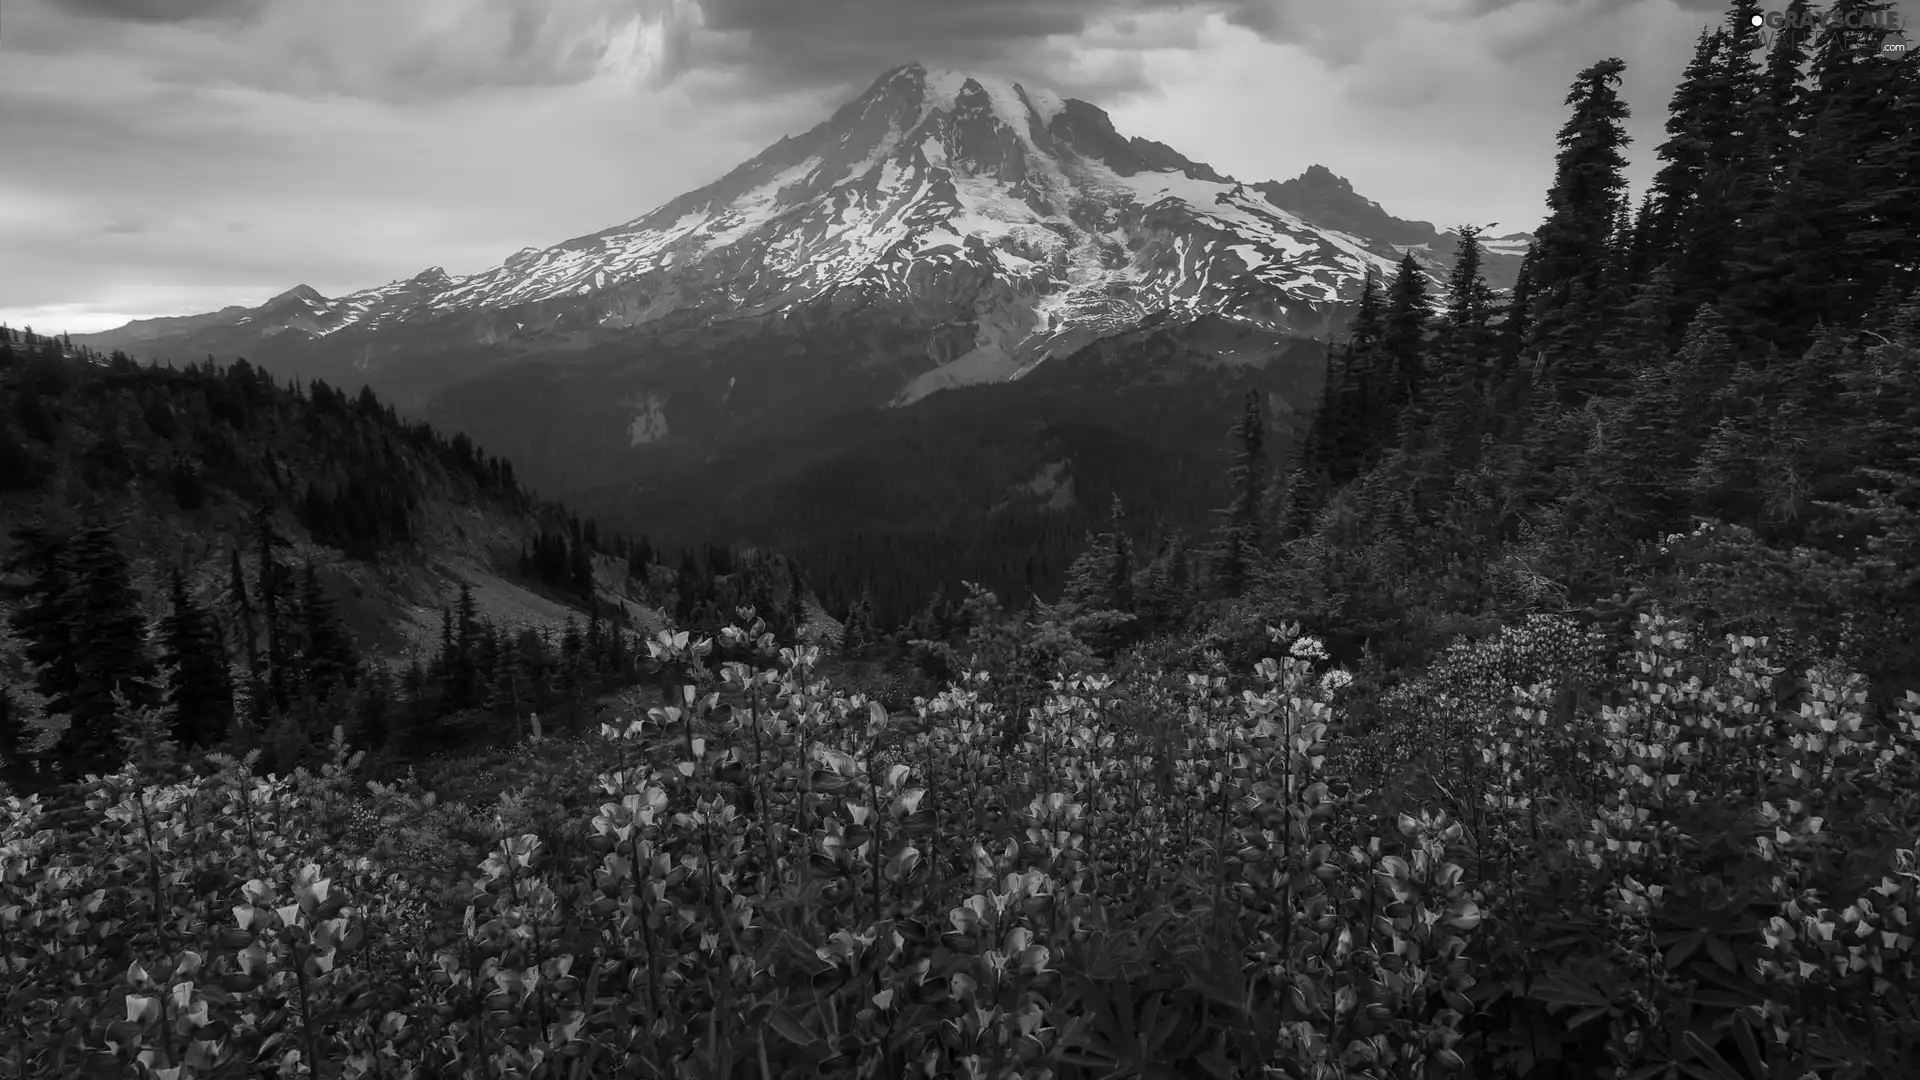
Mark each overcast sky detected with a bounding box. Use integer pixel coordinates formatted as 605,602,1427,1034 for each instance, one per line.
3,0,1899,334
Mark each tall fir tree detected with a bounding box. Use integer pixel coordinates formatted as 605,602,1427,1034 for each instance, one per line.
1642,28,1727,272
1671,2,1767,327
1757,0,1915,345
570,516,594,600
158,567,234,749
298,561,359,700
1060,496,1134,615
253,504,291,718
1525,57,1635,404
4,527,79,729
1378,253,1433,438
61,520,160,776
841,588,878,652
1489,241,1540,436
1425,224,1500,473
1208,389,1269,597
1326,269,1387,484
226,545,264,728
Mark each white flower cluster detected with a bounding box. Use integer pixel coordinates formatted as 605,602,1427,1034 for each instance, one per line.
1320,669,1354,693
1290,635,1328,660
1656,519,1718,554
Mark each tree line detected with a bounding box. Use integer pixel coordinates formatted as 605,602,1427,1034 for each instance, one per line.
0,328,783,788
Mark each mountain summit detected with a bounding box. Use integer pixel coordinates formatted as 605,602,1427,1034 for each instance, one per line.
82,62,1518,408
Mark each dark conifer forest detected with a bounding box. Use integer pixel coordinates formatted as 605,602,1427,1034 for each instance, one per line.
0,331,815,788
1,2,1918,1077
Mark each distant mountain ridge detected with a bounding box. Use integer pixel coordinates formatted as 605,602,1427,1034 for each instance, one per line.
80,62,1528,409
68,63,1531,585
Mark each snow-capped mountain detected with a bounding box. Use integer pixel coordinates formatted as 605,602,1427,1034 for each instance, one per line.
83,62,1523,407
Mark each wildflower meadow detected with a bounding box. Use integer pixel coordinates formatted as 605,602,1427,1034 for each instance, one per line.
2,607,1916,1079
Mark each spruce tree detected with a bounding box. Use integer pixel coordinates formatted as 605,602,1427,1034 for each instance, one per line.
254,504,290,718
227,545,264,727
0,687,33,790
1378,253,1433,435
358,665,392,751
1138,533,1193,631
1642,28,1726,270
1061,496,1134,614
1756,0,1817,179
159,567,234,749
1669,3,1767,326
785,562,809,643
298,561,359,700
1426,225,1499,472
1599,265,1681,376
1490,242,1539,431
560,617,586,700
1331,270,1386,479
4,527,79,724
1763,0,1913,343
1208,389,1269,597
570,517,594,599
1289,340,1347,527
1526,57,1634,404
61,520,160,776
396,658,433,755
842,588,878,652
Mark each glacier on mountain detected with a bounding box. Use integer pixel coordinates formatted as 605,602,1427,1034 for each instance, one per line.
84,61,1513,404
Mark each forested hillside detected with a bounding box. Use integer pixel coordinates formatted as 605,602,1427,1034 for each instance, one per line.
1,2,1917,1078
0,330,818,788
973,1,1920,701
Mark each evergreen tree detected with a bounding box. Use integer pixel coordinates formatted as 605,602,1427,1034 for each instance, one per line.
298,561,359,699
1526,58,1635,404
1755,0,1914,345
0,407,47,493
1331,270,1386,479
1137,533,1194,632
1599,264,1681,376
169,455,206,510
4,527,79,726
841,588,878,652
1490,242,1540,431
396,658,435,755
0,686,33,790
1752,0,1816,183
158,567,233,749
253,504,290,718
227,545,264,727
570,516,594,599
1208,389,1269,597
449,581,480,709
1285,350,1344,536
61,520,160,776
1060,496,1134,615
358,665,392,751
1666,3,1767,326
785,561,809,642
1425,224,1499,473
560,617,586,700
1379,253,1433,435
1641,28,1728,272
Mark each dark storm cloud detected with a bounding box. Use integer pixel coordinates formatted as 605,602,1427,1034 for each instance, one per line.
49,0,258,22
17,0,1747,105
657,0,1269,97
14,0,1885,336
